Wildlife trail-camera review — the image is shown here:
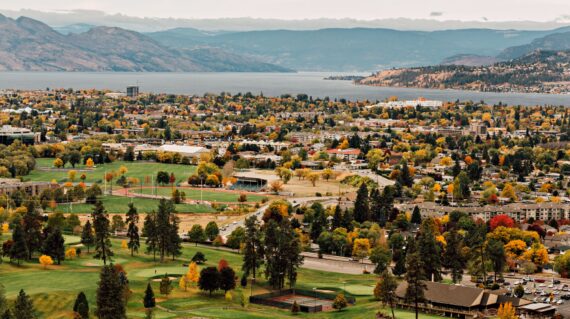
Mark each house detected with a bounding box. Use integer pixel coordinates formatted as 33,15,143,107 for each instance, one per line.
157,144,210,158
326,148,361,161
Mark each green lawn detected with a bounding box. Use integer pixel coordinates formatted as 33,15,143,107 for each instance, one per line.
56,195,216,214
0,236,445,319
131,187,267,203
26,158,196,185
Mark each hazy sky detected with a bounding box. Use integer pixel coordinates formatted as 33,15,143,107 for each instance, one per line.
2,0,570,22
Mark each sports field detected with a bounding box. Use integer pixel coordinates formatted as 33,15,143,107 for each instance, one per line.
129,187,268,203
55,195,216,214
26,158,196,184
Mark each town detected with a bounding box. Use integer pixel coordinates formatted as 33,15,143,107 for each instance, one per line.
0,87,569,319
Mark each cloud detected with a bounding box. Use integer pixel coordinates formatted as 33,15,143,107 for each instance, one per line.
430,12,443,17
482,17,488,21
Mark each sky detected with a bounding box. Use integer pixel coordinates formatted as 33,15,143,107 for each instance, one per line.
2,0,570,22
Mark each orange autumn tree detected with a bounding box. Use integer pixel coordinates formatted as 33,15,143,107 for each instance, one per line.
497,302,518,319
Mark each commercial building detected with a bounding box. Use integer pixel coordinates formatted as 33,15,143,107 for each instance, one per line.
0,125,40,145
126,86,139,98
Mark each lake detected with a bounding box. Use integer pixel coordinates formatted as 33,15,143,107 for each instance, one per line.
0,72,569,106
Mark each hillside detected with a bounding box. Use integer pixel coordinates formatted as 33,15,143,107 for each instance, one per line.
0,14,291,72
148,27,567,71
358,50,570,94
498,31,570,60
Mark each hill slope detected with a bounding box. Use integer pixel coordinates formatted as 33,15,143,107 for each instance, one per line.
358,50,570,94
498,31,570,60
0,14,291,72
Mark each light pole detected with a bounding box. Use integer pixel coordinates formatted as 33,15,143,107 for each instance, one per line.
312,287,317,311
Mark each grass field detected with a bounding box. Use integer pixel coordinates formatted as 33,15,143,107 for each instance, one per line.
0,234,443,319
55,195,217,214
130,187,268,203
26,158,196,185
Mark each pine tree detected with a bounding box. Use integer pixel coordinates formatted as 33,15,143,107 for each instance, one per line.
159,275,172,297
10,223,28,265
417,219,442,281
341,208,354,230
13,289,36,319
410,206,422,225
487,238,506,282
353,183,370,223
404,250,427,319
443,228,464,283
73,292,89,319
156,199,181,262
1,310,11,319
41,227,65,265
143,212,158,261
81,220,95,254
242,216,263,280
332,205,342,229
92,201,113,265
143,283,156,309
126,203,140,256
96,265,126,319
399,161,413,187
377,270,398,319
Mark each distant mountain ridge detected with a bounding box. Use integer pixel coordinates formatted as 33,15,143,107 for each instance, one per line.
0,14,292,72
358,50,570,94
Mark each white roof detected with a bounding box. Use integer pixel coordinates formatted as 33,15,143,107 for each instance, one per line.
158,145,207,154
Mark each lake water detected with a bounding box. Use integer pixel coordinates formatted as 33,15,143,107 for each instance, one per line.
0,72,569,106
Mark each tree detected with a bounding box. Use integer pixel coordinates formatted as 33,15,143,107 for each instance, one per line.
354,183,370,222
242,216,264,280
452,172,471,200
513,285,525,298
352,238,371,262
73,292,89,319
376,270,398,319
205,222,219,242
291,301,300,314
86,158,94,168
126,203,140,256
497,302,517,319
417,218,442,282
404,249,427,319
442,228,464,283
111,215,125,233
187,262,200,285
22,209,42,260
226,227,245,249
490,215,515,231
219,266,237,293
10,223,28,265
155,199,181,262
192,252,207,264
269,180,284,193
13,289,36,319
96,265,126,319
188,224,206,246
332,294,348,312
39,255,53,269
487,239,506,281
143,212,158,261
263,220,303,290
41,227,65,265
306,172,320,187
198,267,220,296
92,201,113,265
143,283,156,309
159,275,172,297
411,206,422,224
370,246,392,274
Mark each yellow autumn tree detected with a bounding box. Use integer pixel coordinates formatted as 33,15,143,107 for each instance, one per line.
501,183,518,202
53,158,64,168
2,223,8,233
86,158,94,168
65,248,77,259
186,262,200,286
121,240,128,250
522,243,549,268
68,170,77,182
39,255,54,269
352,238,371,261
179,275,189,291
497,302,518,319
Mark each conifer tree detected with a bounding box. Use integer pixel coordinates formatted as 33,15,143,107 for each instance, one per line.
96,265,126,319
92,201,113,265
41,227,65,265
353,183,369,222
242,216,263,280
126,203,140,256
10,223,28,265
13,289,36,319
81,220,95,253
73,292,89,319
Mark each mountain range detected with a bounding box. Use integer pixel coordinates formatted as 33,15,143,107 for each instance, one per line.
1,13,570,72
0,14,291,72
146,26,570,71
